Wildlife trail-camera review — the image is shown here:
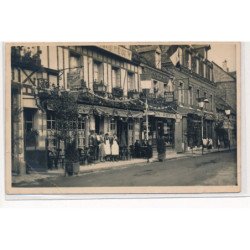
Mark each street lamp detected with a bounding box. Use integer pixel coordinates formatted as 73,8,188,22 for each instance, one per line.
225,109,231,151
141,79,152,142
198,97,209,154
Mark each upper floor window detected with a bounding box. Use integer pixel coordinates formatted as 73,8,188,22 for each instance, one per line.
112,67,121,87
196,89,200,106
155,51,161,69
69,54,80,72
210,94,213,110
93,61,103,82
47,112,55,130
191,56,197,72
178,82,184,104
199,61,204,76
128,72,135,90
188,86,193,106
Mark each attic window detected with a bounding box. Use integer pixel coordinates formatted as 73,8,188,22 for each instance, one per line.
155,51,161,69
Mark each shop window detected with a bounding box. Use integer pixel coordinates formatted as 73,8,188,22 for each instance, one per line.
128,120,134,130
112,67,121,87
93,61,103,82
128,72,135,90
110,119,116,131
78,118,85,130
47,112,55,130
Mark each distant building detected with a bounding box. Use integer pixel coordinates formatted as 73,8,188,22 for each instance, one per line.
212,60,236,111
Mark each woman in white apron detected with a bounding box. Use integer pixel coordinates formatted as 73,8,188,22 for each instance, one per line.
104,133,111,160
111,135,119,161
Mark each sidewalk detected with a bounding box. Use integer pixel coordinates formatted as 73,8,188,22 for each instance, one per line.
12,147,234,185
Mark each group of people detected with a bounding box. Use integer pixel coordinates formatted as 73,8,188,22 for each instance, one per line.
89,131,119,162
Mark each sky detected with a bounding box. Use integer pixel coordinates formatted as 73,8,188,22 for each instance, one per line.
208,43,236,72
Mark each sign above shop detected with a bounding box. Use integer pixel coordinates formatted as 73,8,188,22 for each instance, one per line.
98,45,132,60
164,92,174,102
67,70,81,90
143,67,170,83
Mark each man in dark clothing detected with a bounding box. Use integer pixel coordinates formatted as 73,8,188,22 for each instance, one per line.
157,136,166,161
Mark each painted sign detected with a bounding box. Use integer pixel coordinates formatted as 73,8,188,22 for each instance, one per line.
67,70,81,90
164,92,174,102
98,45,132,60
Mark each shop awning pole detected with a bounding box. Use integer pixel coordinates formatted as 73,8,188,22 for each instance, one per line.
145,97,149,141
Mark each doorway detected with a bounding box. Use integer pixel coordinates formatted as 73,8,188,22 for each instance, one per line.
117,119,128,147
95,115,104,134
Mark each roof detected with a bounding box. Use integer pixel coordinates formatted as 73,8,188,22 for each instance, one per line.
136,45,161,53
215,96,236,114
212,61,236,81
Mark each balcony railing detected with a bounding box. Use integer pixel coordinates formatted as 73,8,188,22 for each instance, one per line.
93,80,107,94
127,90,140,99
112,87,123,98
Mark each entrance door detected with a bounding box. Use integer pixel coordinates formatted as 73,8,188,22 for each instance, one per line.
117,119,128,147
95,115,104,134
24,108,47,171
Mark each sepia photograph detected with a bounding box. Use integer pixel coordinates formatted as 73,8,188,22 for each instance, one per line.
5,42,240,194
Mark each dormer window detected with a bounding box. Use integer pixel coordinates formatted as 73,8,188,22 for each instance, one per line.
155,51,161,69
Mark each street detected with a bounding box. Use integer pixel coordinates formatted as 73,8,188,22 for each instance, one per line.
13,150,237,187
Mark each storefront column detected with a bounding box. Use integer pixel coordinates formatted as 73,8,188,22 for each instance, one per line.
13,92,26,175
174,116,183,153
85,116,90,147
182,116,188,152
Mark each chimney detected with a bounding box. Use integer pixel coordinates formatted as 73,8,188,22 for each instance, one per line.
222,60,229,72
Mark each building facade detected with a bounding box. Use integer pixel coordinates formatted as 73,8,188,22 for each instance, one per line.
10,44,236,174
161,45,217,152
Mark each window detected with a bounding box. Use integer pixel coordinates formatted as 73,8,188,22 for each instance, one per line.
155,51,161,69
199,61,204,76
112,67,121,87
210,95,213,111
69,54,80,71
93,61,103,82
25,110,34,132
128,120,134,130
188,86,193,106
206,67,210,79
191,56,197,72
110,119,116,131
178,82,184,104
183,50,190,68
47,112,55,130
196,89,200,106
128,72,135,90
78,118,85,130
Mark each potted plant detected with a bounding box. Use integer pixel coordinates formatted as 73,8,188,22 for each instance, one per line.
64,140,80,176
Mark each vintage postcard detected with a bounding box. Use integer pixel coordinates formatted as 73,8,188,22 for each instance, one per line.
5,42,241,194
